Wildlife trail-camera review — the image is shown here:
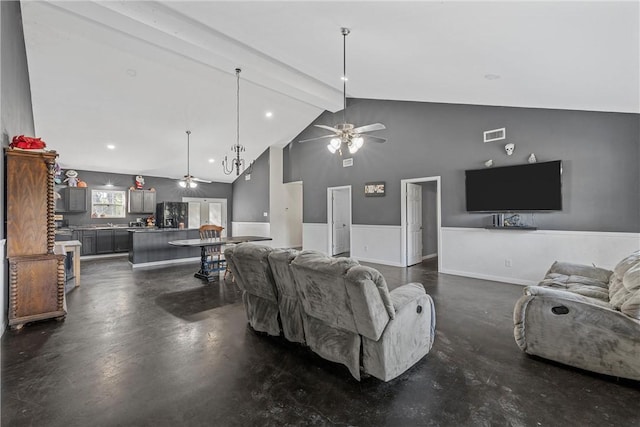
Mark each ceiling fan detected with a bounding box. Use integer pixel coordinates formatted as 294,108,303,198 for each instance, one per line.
179,130,211,188
299,27,386,155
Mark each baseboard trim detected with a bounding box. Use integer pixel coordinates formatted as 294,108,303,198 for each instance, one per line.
422,253,438,260
440,268,534,286
353,256,404,267
130,257,200,269
81,253,128,261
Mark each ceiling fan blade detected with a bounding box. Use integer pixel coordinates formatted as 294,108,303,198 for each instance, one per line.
314,124,340,133
193,177,212,183
362,135,386,143
299,134,336,143
353,123,386,133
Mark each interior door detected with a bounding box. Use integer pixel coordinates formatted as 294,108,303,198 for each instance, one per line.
331,188,350,255
406,182,423,266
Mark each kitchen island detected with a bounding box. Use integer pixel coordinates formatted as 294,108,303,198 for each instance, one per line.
129,228,201,267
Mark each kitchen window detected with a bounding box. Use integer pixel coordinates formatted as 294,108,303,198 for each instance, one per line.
91,190,126,218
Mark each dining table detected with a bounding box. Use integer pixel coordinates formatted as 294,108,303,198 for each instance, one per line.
168,235,272,282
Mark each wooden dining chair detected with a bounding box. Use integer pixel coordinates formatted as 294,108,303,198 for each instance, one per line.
199,224,225,276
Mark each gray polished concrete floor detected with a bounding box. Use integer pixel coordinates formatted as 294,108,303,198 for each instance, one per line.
2,257,639,426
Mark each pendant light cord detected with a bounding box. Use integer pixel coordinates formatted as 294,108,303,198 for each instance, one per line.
236,68,241,149
186,130,191,176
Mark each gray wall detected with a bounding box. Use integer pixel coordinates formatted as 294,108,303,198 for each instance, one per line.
231,148,270,222
1,0,36,333
284,99,640,233
59,169,233,227
422,182,438,256
2,0,36,240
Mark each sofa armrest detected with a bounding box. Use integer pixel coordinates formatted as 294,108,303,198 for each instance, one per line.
390,283,426,311
362,286,436,381
513,285,640,380
545,261,612,283
524,286,610,309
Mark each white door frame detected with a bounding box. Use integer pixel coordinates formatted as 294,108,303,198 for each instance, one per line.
400,176,442,270
327,185,352,256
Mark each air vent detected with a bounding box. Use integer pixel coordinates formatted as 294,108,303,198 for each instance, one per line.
484,127,506,143
343,158,354,167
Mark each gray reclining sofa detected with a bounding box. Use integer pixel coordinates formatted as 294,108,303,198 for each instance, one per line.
514,250,640,380
225,243,436,381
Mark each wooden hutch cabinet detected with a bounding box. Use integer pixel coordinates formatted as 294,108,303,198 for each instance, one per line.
5,148,66,329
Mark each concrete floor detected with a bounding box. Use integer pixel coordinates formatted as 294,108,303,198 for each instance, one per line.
2,256,639,426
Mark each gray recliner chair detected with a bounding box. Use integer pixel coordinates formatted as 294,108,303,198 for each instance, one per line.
514,250,640,380
290,251,436,381
224,243,280,336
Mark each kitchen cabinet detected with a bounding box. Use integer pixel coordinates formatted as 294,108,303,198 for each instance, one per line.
96,230,114,254
5,148,66,329
56,186,87,212
128,189,156,213
114,230,131,252
80,230,97,256
78,228,130,255
66,187,87,212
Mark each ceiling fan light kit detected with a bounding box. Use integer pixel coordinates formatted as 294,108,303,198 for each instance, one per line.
223,68,247,176
299,27,386,156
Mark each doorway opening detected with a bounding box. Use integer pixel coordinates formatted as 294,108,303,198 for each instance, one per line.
327,186,352,256
400,177,441,271
284,181,303,249
182,197,228,237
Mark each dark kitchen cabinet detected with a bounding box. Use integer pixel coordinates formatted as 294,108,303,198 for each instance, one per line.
113,230,131,252
96,230,114,254
80,230,97,256
56,187,87,212
128,189,156,213
66,187,87,212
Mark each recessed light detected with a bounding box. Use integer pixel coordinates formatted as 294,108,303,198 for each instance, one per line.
341,76,348,81
265,111,273,118
126,69,137,77
107,144,115,150
484,74,501,80
208,158,215,163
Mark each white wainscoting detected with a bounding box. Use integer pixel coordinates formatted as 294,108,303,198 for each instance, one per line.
232,221,271,243
1,239,6,335
440,227,640,286
303,223,328,253
351,225,404,266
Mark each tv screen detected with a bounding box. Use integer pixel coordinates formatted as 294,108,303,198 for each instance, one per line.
465,160,562,212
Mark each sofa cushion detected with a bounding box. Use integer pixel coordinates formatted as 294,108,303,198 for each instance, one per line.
539,269,611,303
609,251,640,312
622,262,640,291
291,252,361,333
614,250,640,280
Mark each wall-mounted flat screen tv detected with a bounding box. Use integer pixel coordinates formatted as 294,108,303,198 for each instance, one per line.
465,160,562,212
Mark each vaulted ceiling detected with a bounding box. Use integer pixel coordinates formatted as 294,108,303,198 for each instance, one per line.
21,1,639,183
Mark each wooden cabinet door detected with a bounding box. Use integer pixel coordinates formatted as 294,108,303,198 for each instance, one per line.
96,230,114,254
66,187,87,212
143,191,156,212
80,231,97,255
6,150,52,256
128,190,143,213
114,230,131,252
8,255,66,328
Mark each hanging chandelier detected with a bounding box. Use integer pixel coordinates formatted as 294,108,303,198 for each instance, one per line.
223,68,246,176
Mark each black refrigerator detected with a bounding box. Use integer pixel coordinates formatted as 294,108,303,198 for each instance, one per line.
156,202,189,228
